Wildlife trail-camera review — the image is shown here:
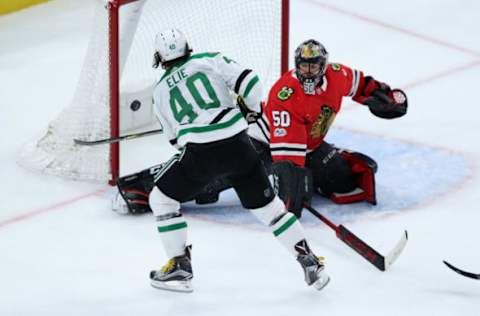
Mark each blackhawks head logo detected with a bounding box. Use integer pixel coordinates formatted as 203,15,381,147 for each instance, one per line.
310,105,336,139
277,86,294,101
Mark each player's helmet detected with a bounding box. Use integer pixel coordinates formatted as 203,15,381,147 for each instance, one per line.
294,39,329,94
153,29,192,69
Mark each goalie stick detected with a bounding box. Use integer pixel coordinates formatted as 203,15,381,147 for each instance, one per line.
443,261,480,280
74,128,163,146
304,204,408,271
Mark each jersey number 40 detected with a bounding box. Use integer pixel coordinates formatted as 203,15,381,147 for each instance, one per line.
169,72,221,124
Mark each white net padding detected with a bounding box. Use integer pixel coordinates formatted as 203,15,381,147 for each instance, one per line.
18,0,285,182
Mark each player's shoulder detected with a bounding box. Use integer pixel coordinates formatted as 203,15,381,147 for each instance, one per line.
325,62,352,78
189,51,221,60
269,70,300,101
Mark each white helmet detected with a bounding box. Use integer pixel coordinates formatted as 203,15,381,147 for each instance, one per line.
153,29,192,69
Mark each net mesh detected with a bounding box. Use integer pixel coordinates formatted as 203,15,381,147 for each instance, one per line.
18,0,284,182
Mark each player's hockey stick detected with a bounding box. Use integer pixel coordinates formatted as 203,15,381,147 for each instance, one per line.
443,261,480,280
304,204,408,271
74,128,163,146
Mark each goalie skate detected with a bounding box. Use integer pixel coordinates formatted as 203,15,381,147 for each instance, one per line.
150,246,193,293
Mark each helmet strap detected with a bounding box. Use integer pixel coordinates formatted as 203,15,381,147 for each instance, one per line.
152,52,161,69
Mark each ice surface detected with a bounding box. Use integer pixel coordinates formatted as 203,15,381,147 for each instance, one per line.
1,1,479,315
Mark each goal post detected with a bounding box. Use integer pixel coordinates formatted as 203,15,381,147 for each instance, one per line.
18,0,290,184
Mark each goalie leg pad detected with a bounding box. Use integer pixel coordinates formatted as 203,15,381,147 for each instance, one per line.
306,142,357,196
115,163,164,214
271,160,313,217
330,150,377,205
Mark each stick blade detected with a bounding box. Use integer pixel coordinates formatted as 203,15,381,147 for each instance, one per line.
443,260,480,280
384,230,408,270
73,138,96,146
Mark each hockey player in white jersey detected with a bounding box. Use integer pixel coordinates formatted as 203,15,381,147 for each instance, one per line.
147,29,330,293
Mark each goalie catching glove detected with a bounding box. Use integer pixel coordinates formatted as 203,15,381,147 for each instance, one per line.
355,77,408,119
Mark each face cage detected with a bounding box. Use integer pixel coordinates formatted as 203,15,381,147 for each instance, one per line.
295,59,326,94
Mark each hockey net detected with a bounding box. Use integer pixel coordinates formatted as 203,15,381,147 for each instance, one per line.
18,0,289,183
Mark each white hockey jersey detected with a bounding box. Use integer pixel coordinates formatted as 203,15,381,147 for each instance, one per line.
153,52,263,148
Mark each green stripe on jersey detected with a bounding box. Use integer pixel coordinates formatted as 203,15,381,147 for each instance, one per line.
177,112,244,139
273,215,297,237
157,222,187,233
243,75,259,98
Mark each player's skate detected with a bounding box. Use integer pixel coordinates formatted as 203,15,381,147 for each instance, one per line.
295,240,330,290
150,246,193,293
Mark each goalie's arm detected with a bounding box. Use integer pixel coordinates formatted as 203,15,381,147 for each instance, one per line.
353,76,408,119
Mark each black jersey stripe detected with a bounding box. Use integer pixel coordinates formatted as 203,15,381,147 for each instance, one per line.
209,108,233,125
270,147,307,153
234,69,253,94
255,120,269,142
258,116,270,133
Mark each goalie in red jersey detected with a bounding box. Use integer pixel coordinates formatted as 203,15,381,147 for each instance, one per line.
112,39,407,218
261,39,408,215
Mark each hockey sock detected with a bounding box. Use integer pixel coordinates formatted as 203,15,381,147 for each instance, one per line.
155,213,188,258
271,212,307,257
250,196,307,257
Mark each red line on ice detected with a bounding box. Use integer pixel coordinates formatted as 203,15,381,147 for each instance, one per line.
305,0,480,57
401,59,480,90
0,188,107,229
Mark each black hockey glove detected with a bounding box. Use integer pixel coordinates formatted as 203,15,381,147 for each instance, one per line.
237,96,260,124
355,76,407,119
364,89,408,119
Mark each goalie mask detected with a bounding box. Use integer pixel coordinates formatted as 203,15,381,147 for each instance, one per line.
294,39,328,95
153,28,192,69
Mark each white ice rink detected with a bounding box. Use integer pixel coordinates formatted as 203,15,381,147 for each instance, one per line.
1,0,480,315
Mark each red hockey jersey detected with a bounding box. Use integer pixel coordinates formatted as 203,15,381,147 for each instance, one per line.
265,63,365,166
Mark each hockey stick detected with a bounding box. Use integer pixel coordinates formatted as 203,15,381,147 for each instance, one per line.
304,204,408,271
74,128,163,146
443,261,480,280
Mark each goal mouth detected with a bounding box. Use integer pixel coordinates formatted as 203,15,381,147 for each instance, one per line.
18,0,289,183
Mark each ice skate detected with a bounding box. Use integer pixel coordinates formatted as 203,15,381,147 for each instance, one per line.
295,240,330,290
150,246,193,293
